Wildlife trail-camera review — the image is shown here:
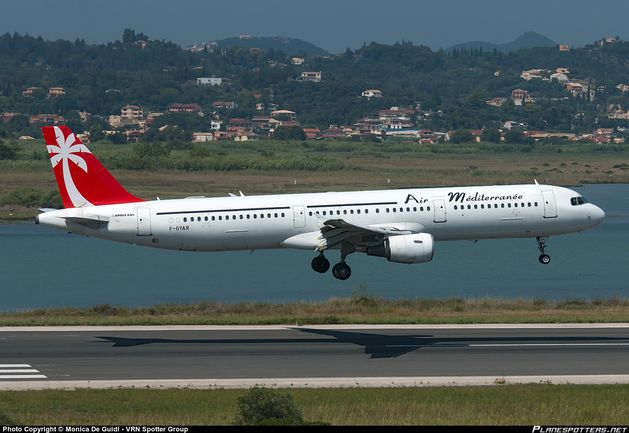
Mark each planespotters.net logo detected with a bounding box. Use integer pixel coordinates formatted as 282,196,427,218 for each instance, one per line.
533,427,628,433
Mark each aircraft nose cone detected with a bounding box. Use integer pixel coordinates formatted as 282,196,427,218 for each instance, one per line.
590,205,606,225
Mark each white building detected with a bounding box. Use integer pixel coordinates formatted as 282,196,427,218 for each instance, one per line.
361,89,383,99
121,105,143,120
192,132,215,142
291,57,305,66
299,71,321,82
197,77,223,86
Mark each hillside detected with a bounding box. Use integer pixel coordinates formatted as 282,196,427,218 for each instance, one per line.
0,30,628,142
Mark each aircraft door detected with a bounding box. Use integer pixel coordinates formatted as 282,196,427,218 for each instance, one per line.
433,199,447,223
136,207,152,236
541,190,558,218
292,205,306,228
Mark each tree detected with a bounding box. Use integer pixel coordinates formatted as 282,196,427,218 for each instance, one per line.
233,387,304,426
449,129,474,144
480,128,501,143
272,126,306,141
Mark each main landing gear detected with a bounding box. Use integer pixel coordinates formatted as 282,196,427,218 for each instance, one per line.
311,248,353,280
536,236,551,264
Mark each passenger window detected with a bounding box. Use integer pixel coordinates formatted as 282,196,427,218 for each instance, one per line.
183,217,187,222
427,207,431,211
376,209,380,213
309,211,313,216
392,208,396,212
357,209,361,214
205,216,208,221
274,213,278,218
350,209,354,214
501,203,505,208
240,215,244,219
281,213,285,217
454,205,458,210
413,207,417,212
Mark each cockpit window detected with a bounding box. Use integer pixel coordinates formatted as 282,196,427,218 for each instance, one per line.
570,196,588,206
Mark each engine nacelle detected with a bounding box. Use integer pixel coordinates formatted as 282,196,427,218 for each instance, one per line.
367,233,434,264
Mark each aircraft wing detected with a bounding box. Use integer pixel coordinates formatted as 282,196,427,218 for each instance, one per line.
319,219,423,250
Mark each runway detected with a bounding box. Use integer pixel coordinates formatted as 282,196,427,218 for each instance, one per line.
1,324,629,389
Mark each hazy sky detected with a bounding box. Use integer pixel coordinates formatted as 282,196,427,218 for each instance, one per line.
2,0,628,52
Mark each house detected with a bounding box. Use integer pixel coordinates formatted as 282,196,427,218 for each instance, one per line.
29,114,65,125
125,130,144,143
228,118,251,128
520,69,545,81
121,105,143,120
271,109,297,122
146,112,164,126
511,89,530,105
361,89,383,99
1,112,21,123
321,126,347,140
485,97,506,107
48,87,66,98
210,118,223,131
192,132,215,142
616,84,629,93
302,127,321,140
212,101,237,110
503,121,528,131
169,103,203,113
251,116,271,130
565,82,586,97
196,77,223,86
291,57,305,66
558,44,571,52
550,73,569,84
299,71,321,82
22,87,40,97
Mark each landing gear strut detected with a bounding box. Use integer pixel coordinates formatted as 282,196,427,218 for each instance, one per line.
311,254,330,273
537,236,551,264
331,243,354,280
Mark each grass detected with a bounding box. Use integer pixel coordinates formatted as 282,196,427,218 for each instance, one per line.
2,297,629,325
1,139,628,221
0,385,628,425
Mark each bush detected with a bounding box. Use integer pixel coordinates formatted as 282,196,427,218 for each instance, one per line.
233,387,304,426
0,142,17,159
0,189,62,208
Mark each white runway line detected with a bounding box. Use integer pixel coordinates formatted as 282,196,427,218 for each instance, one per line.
470,342,629,347
0,363,47,380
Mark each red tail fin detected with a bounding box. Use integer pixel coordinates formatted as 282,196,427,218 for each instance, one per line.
42,126,144,208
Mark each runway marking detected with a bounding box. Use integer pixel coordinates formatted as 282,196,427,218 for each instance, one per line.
0,364,47,380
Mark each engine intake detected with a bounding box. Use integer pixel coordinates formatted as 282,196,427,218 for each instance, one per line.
367,233,434,264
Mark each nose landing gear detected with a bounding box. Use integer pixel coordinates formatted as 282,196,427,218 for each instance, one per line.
537,236,551,264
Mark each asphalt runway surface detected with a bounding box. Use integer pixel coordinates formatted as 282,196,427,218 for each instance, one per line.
1,325,629,389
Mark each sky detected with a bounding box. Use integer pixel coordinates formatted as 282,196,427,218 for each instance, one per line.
1,0,628,53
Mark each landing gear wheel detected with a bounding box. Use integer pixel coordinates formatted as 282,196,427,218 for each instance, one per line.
332,262,352,280
311,255,330,273
536,236,551,265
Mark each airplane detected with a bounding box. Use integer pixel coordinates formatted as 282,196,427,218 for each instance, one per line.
37,126,606,280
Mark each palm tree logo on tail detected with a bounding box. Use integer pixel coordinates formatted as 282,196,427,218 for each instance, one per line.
47,126,93,207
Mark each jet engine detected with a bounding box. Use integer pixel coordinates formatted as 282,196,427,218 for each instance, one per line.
367,233,434,264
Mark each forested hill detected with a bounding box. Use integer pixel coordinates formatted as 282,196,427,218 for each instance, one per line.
0,30,628,134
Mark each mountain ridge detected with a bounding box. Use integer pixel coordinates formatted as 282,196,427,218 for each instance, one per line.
448,31,557,52
212,35,329,56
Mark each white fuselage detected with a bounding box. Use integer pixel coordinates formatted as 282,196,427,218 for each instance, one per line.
37,184,605,255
